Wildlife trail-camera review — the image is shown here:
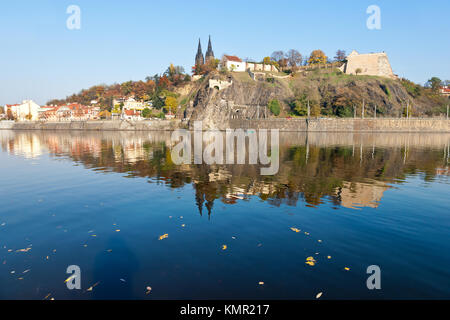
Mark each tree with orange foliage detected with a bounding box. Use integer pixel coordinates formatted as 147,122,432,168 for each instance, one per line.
308,50,327,65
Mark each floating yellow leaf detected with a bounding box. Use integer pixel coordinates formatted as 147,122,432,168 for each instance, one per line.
115,229,120,232
159,234,169,241
327,256,332,259
222,245,227,251
316,292,323,299
305,256,316,266
86,282,100,292
290,227,301,233
318,240,322,243
258,282,264,286
344,267,350,271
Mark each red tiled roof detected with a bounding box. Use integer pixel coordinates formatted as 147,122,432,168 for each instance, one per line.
124,110,139,116
224,55,242,63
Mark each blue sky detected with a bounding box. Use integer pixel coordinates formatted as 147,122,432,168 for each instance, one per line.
0,0,449,105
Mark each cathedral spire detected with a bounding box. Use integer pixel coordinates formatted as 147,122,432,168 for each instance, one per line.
205,35,215,64
195,38,204,66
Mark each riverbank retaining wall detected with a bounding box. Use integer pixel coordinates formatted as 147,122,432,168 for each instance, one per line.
1,118,449,132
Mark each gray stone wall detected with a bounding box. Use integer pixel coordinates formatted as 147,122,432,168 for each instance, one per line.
1,119,449,132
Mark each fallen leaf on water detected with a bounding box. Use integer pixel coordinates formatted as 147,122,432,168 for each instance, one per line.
258,282,264,286
181,224,186,228
23,269,31,274
222,245,227,251
91,235,97,237
304,232,310,236
290,227,301,233
305,257,317,266
318,240,322,243
344,267,350,271
86,282,100,292
106,249,112,253
316,292,323,299
43,293,51,300
159,234,169,241
232,236,236,240
327,256,332,259
120,279,126,283
145,286,152,294
115,230,120,232
16,248,32,253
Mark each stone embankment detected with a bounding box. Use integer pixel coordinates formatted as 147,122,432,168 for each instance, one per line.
0,120,184,131
0,118,449,132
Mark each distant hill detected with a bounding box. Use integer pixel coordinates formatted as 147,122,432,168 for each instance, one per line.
47,67,449,123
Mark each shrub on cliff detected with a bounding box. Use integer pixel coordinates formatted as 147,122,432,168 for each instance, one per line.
268,99,281,116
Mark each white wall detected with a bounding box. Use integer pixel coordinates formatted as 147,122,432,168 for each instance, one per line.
226,60,246,72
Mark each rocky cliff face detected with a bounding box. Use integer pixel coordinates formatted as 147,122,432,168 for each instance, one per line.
186,73,293,129
184,70,445,129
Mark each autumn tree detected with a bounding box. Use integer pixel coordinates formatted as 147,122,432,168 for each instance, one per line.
164,96,177,114
308,50,327,65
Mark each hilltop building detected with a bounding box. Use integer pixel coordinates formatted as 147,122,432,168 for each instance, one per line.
222,55,246,72
222,55,279,73
339,50,396,79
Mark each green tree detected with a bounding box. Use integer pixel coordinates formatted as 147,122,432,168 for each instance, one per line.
268,99,281,116
142,108,152,118
425,77,442,93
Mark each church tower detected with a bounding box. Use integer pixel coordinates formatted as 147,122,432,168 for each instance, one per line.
205,35,215,64
195,38,204,67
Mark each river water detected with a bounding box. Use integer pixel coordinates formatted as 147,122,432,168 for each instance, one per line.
0,130,449,299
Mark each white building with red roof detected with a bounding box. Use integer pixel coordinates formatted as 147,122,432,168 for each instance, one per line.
121,109,142,121
223,55,246,72
439,86,450,97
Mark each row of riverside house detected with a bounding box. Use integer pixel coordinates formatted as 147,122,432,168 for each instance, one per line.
1,100,101,121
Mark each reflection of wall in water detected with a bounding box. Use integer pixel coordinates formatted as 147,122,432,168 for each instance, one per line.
338,181,390,209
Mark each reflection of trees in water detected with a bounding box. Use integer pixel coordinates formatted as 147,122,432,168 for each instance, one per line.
2,131,448,215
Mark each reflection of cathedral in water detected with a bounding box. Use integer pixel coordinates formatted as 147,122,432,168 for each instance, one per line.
1,130,448,216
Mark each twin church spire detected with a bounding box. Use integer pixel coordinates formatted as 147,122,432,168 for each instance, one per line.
195,36,214,67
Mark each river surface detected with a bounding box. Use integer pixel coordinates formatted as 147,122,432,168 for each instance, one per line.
0,130,449,300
